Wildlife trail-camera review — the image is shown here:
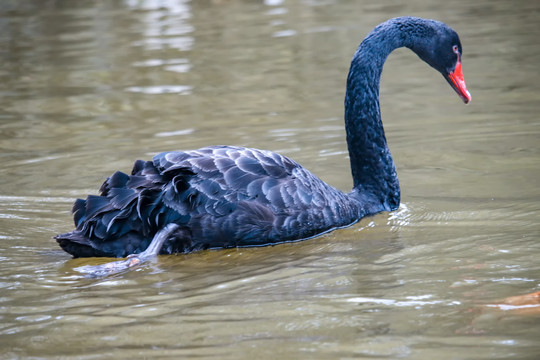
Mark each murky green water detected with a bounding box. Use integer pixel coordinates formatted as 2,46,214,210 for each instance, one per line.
1,0,539,359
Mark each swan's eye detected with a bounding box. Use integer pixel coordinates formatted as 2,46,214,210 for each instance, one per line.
452,45,459,54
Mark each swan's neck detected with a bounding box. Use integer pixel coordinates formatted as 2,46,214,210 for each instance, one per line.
345,21,408,211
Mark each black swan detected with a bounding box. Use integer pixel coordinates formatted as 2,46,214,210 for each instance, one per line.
56,16,471,261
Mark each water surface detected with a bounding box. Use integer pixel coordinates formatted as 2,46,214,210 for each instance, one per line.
1,0,539,359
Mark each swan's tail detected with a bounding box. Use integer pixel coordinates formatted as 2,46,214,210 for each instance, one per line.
55,159,194,258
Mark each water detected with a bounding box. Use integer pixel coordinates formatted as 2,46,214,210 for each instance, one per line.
1,0,539,358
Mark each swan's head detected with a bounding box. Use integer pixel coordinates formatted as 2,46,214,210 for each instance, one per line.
406,18,472,104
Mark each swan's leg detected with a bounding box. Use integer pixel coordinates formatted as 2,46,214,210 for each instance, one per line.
74,223,180,277
127,223,180,263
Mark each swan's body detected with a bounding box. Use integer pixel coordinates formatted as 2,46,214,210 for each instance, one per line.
56,17,470,258
59,146,372,257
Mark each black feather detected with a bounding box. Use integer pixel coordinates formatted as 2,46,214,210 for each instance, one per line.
72,198,87,227
109,188,138,209
84,195,111,221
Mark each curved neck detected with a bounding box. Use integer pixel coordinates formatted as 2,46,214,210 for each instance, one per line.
345,20,410,211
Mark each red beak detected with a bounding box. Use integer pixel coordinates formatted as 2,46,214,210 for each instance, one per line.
447,59,471,104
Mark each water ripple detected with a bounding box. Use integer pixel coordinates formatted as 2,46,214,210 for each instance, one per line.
124,85,192,95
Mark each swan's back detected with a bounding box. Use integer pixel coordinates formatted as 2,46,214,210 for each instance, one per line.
56,145,362,257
